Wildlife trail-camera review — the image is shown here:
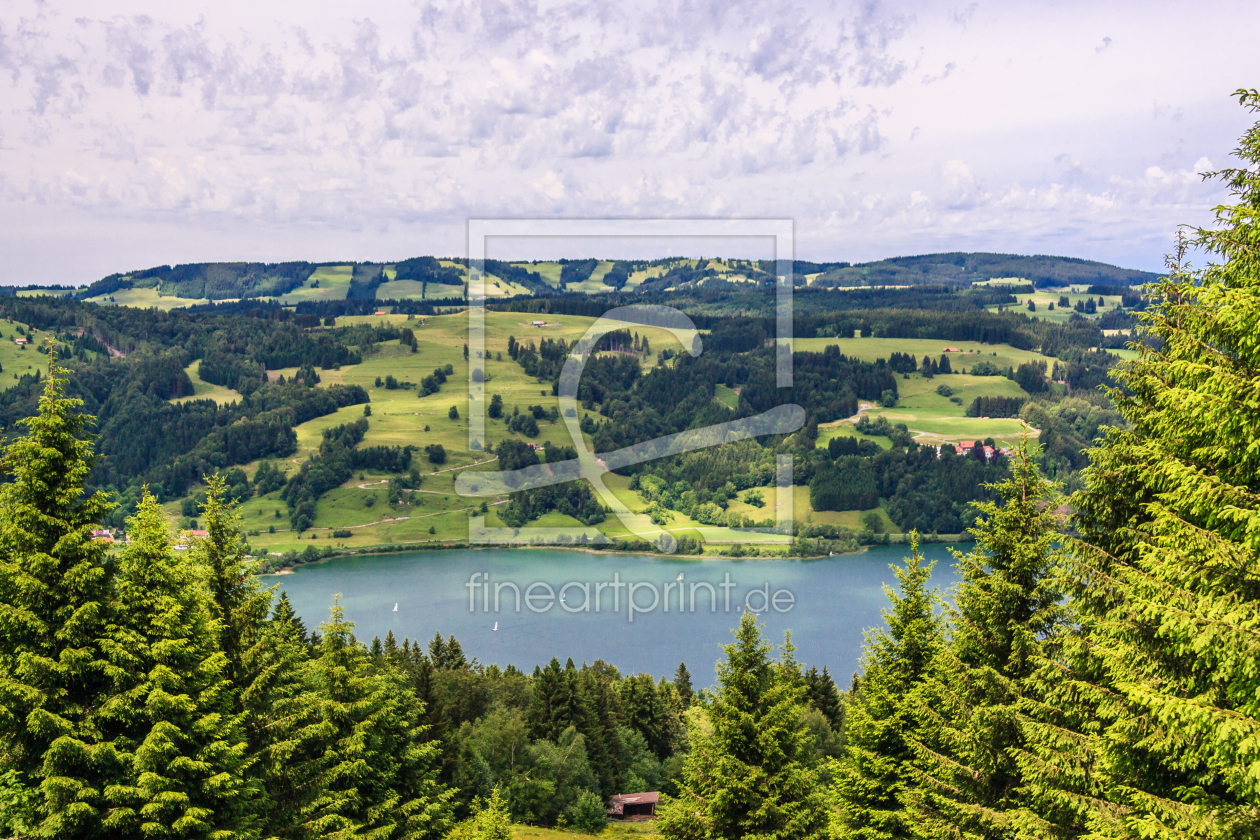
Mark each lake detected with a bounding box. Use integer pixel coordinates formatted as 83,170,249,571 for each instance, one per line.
275,544,963,683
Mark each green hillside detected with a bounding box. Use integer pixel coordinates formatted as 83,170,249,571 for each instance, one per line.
812,252,1162,288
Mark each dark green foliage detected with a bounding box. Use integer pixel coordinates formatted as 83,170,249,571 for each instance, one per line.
802,666,843,731
601,263,631,290
658,612,831,840
811,458,879,512
833,535,942,840
887,352,917,373
0,360,117,836
673,663,694,708
827,436,882,458
83,261,316,300
1023,92,1260,839
811,252,1159,289
1014,360,1048,393
1018,397,1122,474
541,441,576,463
505,411,539,437
495,439,539,472
396,257,464,286
873,445,1006,534
565,789,609,833
306,603,453,839
351,444,414,473
559,259,599,287
425,444,447,464
281,419,370,530
499,482,605,527
200,349,266,393
903,446,1067,838
101,491,255,837
512,337,570,382
347,263,386,299
483,261,550,295
965,396,1026,417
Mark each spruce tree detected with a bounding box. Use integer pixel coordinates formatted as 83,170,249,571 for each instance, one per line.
673,662,694,708
305,601,452,839
0,357,116,837
99,491,254,837
832,534,942,840
903,445,1067,839
240,594,334,840
658,611,831,840
579,668,622,796
1032,90,1260,839
193,474,271,689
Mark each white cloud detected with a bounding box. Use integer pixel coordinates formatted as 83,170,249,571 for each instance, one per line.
0,0,1256,281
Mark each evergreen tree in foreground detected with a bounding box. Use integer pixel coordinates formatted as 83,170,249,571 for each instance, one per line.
0,356,116,837
904,443,1067,839
832,533,942,840
306,601,452,840
1041,90,1260,839
240,593,333,840
193,473,272,690
658,611,830,840
100,491,253,837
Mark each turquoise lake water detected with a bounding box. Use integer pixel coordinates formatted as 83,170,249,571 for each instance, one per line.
275,544,962,683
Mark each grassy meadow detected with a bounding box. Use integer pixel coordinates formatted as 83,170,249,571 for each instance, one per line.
169,362,244,406
156,309,1046,550
791,335,1044,371
85,287,213,309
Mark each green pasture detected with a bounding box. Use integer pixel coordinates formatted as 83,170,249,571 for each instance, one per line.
0,321,53,387
85,287,211,310
816,419,892,450
986,289,1128,323
170,310,1053,551
861,372,1035,446
792,336,1044,371
170,361,243,406
375,279,465,301
277,265,354,304
514,262,562,288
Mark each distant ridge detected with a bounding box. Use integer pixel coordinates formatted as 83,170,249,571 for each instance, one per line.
64,251,1160,305
811,252,1161,289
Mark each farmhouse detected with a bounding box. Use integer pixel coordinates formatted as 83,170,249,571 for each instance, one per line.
13,337,27,345
607,791,659,821
531,320,546,326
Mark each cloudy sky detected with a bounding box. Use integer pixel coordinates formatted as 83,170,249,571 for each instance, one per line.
1,0,1255,283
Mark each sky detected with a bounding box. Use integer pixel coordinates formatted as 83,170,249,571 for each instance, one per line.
1,0,1256,284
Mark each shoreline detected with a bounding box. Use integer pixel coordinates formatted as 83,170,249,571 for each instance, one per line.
252,532,972,576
